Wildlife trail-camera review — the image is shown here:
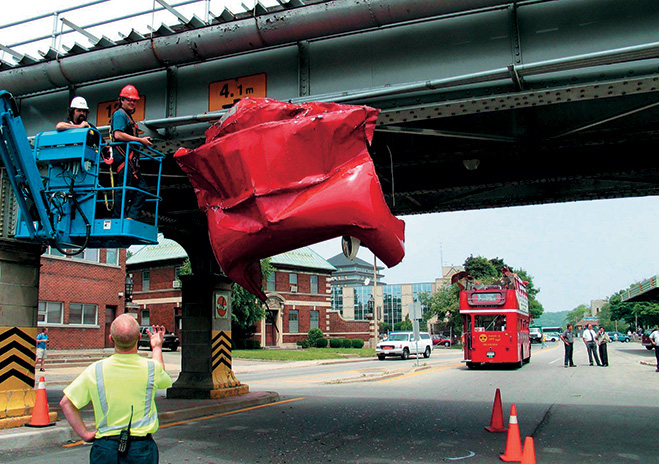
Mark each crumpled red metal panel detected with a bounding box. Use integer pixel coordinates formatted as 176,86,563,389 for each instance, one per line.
175,98,405,300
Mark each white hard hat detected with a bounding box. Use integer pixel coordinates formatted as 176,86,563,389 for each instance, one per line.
70,96,89,110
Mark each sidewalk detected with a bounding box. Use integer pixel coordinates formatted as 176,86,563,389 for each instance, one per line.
0,351,383,453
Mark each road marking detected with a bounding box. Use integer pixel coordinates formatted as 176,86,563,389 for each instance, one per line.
62,397,306,448
378,362,464,383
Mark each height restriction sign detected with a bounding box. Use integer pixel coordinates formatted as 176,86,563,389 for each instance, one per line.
213,292,230,319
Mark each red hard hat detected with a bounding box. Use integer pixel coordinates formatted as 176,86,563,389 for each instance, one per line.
119,85,140,100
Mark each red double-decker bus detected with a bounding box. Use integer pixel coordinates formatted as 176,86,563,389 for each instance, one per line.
459,273,531,369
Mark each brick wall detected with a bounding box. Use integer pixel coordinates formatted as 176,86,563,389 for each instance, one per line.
39,249,127,349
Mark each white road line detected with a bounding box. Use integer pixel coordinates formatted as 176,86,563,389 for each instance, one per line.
549,358,560,364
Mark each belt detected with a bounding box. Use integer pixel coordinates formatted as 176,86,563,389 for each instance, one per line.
97,434,153,442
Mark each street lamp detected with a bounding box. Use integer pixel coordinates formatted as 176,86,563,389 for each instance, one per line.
125,274,134,303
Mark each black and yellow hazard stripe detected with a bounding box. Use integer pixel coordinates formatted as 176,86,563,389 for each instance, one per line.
0,327,37,390
211,330,232,372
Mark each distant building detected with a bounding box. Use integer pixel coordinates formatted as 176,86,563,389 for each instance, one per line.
126,235,186,337
258,247,371,347
38,246,127,349
590,299,607,316
126,238,373,348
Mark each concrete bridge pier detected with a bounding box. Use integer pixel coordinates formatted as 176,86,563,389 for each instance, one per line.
0,239,56,428
167,239,248,399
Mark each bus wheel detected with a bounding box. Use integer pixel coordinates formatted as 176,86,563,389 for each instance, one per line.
401,348,410,360
423,346,431,358
524,349,531,364
466,362,478,369
517,350,524,368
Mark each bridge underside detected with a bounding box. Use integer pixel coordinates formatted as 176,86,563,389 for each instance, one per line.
1,0,657,232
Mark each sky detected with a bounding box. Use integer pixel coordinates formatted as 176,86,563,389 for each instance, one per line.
3,2,657,313
308,196,659,313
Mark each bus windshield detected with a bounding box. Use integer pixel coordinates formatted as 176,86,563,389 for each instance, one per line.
475,314,507,331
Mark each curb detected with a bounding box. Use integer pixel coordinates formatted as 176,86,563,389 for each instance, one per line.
325,361,432,384
0,391,281,452
158,391,281,425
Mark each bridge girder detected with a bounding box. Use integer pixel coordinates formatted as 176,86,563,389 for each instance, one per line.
3,0,657,226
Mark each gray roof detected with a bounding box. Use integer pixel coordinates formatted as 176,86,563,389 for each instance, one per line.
127,235,187,266
328,253,383,271
271,247,336,272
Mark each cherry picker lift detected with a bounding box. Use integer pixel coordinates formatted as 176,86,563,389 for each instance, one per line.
0,91,164,255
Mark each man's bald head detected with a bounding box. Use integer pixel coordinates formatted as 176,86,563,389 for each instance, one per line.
110,314,140,350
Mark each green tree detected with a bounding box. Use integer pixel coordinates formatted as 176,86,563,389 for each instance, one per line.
394,314,413,331
378,321,391,335
608,290,659,330
420,285,461,336
516,268,544,319
565,304,589,327
464,255,499,284
231,259,274,344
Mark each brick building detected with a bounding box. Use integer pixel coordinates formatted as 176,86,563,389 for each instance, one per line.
125,235,186,337
258,247,372,347
38,246,127,349
125,237,373,348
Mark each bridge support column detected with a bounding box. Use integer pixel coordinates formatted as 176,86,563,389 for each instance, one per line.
0,239,55,429
167,273,248,399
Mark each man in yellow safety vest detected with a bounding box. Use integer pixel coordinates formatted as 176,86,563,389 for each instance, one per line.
60,314,172,463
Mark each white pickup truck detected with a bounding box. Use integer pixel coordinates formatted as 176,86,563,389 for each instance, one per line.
376,331,433,360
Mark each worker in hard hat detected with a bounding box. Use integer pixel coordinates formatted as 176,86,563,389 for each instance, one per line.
110,85,153,220
56,96,92,131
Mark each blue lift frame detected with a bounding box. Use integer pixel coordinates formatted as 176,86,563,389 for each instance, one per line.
0,91,164,253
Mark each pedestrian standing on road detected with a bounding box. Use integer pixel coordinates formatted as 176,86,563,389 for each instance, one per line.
59,314,172,463
36,328,49,372
650,327,659,372
582,323,602,366
560,324,576,368
597,327,610,367
541,333,547,349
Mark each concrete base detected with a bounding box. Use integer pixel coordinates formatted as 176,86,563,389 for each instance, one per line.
167,383,249,399
0,412,57,430
210,384,249,399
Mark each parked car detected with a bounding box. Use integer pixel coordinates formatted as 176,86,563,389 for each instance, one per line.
607,331,631,342
138,326,180,351
642,330,655,350
376,331,433,360
544,332,560,342
432,335,452,347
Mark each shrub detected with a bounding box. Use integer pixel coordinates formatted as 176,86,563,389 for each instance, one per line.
341,338,353,348
307,328,324,344
351,338,364,348
329,338,342,348
315,338,328,348
297,339,310,349
244,339,261,349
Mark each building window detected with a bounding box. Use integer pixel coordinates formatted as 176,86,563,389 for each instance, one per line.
69,303,98,325
289,310,299,333
289,274,297,284
310,310,319,329
331,286,343,314
142,270,150,291
45,246,64,257
267,272,276,291
141,309,150,326
310,275,318,294
82,248,99,262
105,249,119,265
38,301,63,324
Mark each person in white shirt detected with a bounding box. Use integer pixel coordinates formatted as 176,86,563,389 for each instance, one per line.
582,323,602,366
650,327,659,372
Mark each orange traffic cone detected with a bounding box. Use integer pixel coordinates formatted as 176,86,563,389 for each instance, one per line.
499,404,523,462
485,388,507,433
520,437,537,464
25,376,55,427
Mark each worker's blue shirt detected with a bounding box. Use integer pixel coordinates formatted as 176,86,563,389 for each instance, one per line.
110,108,137,139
